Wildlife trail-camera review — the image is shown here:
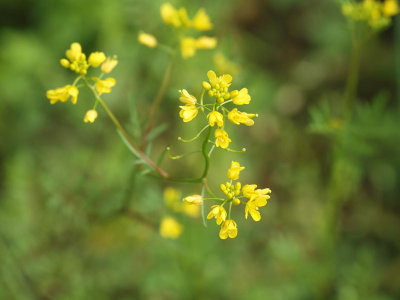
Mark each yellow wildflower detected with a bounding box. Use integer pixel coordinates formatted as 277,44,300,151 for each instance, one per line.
207,205,227,225
183,194,203,205
101,56,118,74
83,110,98,123
220,182,241,199
214,129,231,149
207,111,224,127
178,7,191,27
138,32,158,48
219,220,237,239
181,37,197,58
232,88,251,105
245,197,268,222
383,0,399,16
179,105,198,122
161,3,180,27
196,36,217,49
46,85,79,104
60,58,70,68
242,184,271,201
193,8,213,31
159,216,183,239
228,108,257,126
179,89,197,105
66,42,82,62
206,70,233,103
182,204,200,218
227,161,245,180
95,77,116,95
88,52,106,67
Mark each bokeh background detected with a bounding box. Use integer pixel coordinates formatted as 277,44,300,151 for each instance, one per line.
1,0,400,299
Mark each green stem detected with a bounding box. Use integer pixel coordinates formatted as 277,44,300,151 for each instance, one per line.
83,78,169,178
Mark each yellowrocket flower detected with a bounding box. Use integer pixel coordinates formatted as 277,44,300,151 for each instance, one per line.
232,88,251,105
228,108,257,126
207,111,224,127
206,70,233,103
219,220,238,239
66,42,82,62
179,105,198,122
101,56,118,74
196,36,217,49
245,197,268,222
214,129,231,149
161,3,181,27
183,194,203,205
159,216,183,239
242,184,271,201
179,89,197,105
207,205,227,225
227,161,245,180
383,0,399,16
88,52,106,67
181,37,197,58
83,110,98,123
46,85,79,104
95,77,116,95
193,8,213,31
138,32,158,48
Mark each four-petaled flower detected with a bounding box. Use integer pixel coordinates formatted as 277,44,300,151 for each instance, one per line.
207,205,227,225
219,220,238,239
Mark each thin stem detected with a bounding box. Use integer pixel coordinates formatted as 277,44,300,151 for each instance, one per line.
83,78,168,178
142,53,175,147
228,202,233,219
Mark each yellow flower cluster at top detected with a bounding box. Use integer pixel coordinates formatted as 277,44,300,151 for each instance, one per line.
46,42,118,123
183,161,271,239
138,3,217,58
178,70,258,149
342,0,399,30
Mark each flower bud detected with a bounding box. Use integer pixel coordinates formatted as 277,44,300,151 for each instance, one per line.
202,81,211,90
60,58,70,68
88,51,106,67
183,194,203,205
83,110,98,123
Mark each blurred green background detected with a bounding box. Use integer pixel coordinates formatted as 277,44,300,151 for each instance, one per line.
1,0,400,299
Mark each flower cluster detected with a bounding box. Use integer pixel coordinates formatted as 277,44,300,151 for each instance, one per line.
46,42,118,123
342,0,399,30
178,70,257,149
183,161,271,239
138,3,217,58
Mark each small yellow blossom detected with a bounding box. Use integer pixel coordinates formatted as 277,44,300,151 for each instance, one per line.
60,58,70,68
219,220,238,239
214,128,231,149
207,111,224,127
179,89,197,105
196,36,217,49
228,108,257,126
181,37,197,58
245,197,268,222
232,88,251,105
183,194,203,205
227,161,245,180
242,184,271,201
178,7,191,27
138,32,158,48
179,105,198,122
46,85,79,104
383,0,399,16
207,205,227,225
159,216,183,239
88,52,106,67
83,109,98,123
161,3,180,26
182,204,200,218
95,77,116,95
193,8,213,31
66,42,82,62
101,56,118,74
220,181,241,199
206,70,233,103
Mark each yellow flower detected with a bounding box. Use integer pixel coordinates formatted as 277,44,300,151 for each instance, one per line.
196,36,217,49
219,220,237,239
227,161,245,180
46,85,79,104
207,111,224,127
138,32,158,48
220,181,241,199
182,204,200,218
66,42,82,62
245,197,268,222
95,77,116,95
101,56,118,74
181,37,197,58
207,205,227,225
183,194,203,205
228,108,257,126
383,0,399,16
179,89,197,105
83,110,98,123
60,58,70,68
206,70,233,103
161,3,180,26
179,105,198,122
193,8,213,31
232,88,251,105
178,7,191,27
242,184,271,201
214,128,231,149
159,216,183,239
88,52,106,67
